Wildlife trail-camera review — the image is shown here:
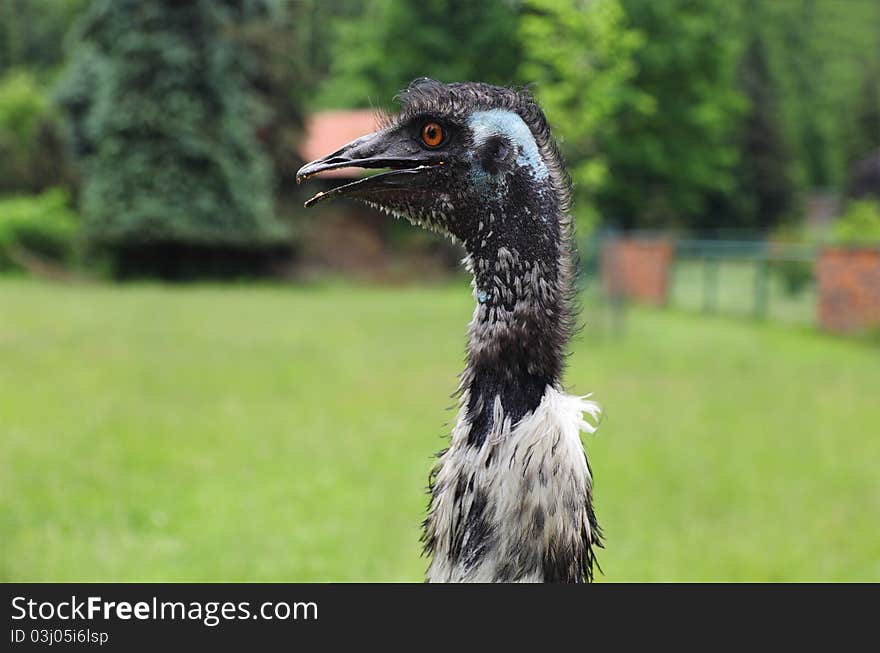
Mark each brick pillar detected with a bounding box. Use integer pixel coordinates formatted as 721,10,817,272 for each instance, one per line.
601,238,674,306
817,247,880,333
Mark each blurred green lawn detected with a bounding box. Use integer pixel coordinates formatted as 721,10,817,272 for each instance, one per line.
1,278,878,582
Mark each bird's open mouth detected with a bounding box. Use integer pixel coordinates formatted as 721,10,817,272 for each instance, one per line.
296,128,445,207
297,164,443,208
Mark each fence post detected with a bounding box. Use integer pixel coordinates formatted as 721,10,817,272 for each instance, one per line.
754,257,768,319
703,255,719,313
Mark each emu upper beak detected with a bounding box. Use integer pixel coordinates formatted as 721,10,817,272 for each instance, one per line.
296,128,444,207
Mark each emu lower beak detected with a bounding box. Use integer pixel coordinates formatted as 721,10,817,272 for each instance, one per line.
296,129,443,207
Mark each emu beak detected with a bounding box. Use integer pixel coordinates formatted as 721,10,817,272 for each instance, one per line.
296,129,444,207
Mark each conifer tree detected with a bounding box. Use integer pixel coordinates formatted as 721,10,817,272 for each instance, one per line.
59,0,285,273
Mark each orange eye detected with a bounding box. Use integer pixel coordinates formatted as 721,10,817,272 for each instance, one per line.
421,122,444,148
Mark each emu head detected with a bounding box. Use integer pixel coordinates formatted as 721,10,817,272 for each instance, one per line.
297,79,571,258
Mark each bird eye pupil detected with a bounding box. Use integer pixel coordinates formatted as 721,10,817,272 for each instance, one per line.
421,122,443,147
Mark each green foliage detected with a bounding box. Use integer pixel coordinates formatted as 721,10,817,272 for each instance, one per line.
758,0,880,188
0,70,69,193
597,0,745,230
57,0,285,250
228,1,313,185
725,32,798,231
519,0,643,233
844,65,880,170
0,70,45,141
0,188,79,268
309,0,880,235
771,260,813,297
0,0,89,74
4,0,880,241
833,199,880,245
282,0,367,100
316,0,522,109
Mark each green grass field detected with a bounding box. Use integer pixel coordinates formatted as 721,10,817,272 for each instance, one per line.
1,278,878,581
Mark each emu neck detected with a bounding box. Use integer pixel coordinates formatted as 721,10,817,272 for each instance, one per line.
459,181,572,447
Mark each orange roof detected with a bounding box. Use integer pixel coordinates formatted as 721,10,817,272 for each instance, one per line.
300,110,381,179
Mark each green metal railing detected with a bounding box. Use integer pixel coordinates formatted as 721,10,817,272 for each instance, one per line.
672,239,817,321
584,233,820,326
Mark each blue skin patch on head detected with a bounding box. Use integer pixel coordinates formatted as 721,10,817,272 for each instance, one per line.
477,289,490,304
467,157,491,185
467,109,549,181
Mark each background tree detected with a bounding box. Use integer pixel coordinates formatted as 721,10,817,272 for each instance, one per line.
845,67,880,171
292,0,364,101
4,0,880,266
0,0,89,74
843,67,880,204
316,0,523,110
760,0,880,190
58,0,286,276
595,0,745,230
229,0,312,188
723,33,798,231
519,0,643,232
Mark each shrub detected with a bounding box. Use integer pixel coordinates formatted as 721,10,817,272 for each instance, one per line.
767,225,815,296
0,189,79,269
0,70,70,193
771,259,813,296
833,200,880,245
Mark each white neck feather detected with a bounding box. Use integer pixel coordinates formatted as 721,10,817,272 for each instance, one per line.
425,386,600,583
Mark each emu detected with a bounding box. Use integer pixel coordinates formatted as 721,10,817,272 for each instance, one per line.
297,79,601,583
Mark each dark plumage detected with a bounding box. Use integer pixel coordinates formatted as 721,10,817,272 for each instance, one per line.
298,79,601,583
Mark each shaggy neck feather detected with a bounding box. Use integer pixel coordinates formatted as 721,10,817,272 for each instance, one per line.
458,173,573,447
